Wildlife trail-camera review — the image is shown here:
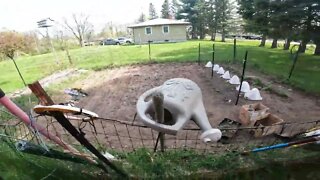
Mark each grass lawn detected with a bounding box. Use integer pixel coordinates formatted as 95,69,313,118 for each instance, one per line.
0,40,319,94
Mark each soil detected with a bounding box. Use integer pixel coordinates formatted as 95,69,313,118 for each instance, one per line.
64,62,319,125
45,62,320,152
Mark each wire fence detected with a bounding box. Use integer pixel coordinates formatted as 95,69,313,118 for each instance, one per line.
1,109,318,156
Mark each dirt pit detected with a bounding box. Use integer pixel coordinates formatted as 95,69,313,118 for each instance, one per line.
49,62,319,152
64,62,319,125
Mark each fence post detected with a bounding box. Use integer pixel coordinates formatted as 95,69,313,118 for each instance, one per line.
211,43,215,78
233,38,237,63
198,43,201,65
235,50,248,105
152,92,165,152
28,81,127,176
148,40,151,61
288,43,301,80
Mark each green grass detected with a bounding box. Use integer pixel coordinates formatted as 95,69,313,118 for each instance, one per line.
0,40,319,94
0,139,102,179
110,148,320,179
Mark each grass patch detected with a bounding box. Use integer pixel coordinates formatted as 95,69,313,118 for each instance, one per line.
0,138,103,180
0,40,319,94
109,147,320,179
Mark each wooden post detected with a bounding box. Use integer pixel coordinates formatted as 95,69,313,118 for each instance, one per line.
28,82,54,105
28,81,126,176
152,92,165,152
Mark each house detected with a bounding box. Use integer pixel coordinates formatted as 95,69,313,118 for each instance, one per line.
128,18,191,44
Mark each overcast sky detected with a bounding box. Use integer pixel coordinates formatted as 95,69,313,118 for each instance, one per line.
0,0,163,32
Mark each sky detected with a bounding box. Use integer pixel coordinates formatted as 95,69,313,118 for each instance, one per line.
0,0,163,32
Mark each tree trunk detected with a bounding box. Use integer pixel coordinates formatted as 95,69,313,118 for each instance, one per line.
210,32,216,41
221,28,226,42
191,25,198,39
79,37,84,47
200,29,205,39
314,42,320,55
259,35,266,47
271,39,278,48
65,49,73,65
298,39,309,53
283,38,291,50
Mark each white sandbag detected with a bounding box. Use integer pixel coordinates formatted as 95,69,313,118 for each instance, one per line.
244,88,263,100
229,75,240,85
236,81,250,93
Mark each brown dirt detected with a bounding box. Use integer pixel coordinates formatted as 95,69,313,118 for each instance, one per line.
46,62,320,152
64,62,319,126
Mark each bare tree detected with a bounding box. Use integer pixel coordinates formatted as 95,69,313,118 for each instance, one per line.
56,30,73,65
64,14,93,47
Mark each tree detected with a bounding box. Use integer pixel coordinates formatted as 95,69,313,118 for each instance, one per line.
193,0,207,39
149,3,158,20
177,0,199,39
170,0,180,19
56,30,73,65
205,0,216,40
64,14,94,47
137,13,147,22
216,0,234,42
238,0,270,47
161,0,170,19
297,1,320,53
0,31,28,59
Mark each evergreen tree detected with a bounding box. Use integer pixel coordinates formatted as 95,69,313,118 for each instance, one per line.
238,0,270,47
161,0,170,19
268,0,282,48
170,0,180,19
149,3,158,20
177,0,199,39
206,0,217,40
216,0,234,42
137,13,147,22
194,0,207,39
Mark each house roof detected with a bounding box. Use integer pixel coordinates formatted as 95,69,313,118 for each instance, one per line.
128,18,191,28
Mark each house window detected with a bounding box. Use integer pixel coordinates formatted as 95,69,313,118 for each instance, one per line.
145,27,152,35
163,26,169,34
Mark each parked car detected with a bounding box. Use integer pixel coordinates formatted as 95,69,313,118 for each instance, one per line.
100,38,120,45
243,35,262,40
84,41,95,46
117,37,133,44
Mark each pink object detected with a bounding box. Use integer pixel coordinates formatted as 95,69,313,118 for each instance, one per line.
0,96,75,152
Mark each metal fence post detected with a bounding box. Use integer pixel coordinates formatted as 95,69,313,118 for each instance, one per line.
148,41,151,61
212,43,215,78
233,38,237,63
235,50,248,105
198,43,201,65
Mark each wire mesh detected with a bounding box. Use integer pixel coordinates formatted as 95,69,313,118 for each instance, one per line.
1,108,318,156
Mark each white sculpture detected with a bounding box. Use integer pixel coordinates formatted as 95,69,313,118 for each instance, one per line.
229,75,240,85
213,64,220,71
205,61,213,68
245,88,263,100
236,81,250,93
217,67,225,75
221,71,231,79
136,78,222,142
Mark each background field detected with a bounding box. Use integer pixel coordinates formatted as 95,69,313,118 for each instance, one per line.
0,40,319,94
